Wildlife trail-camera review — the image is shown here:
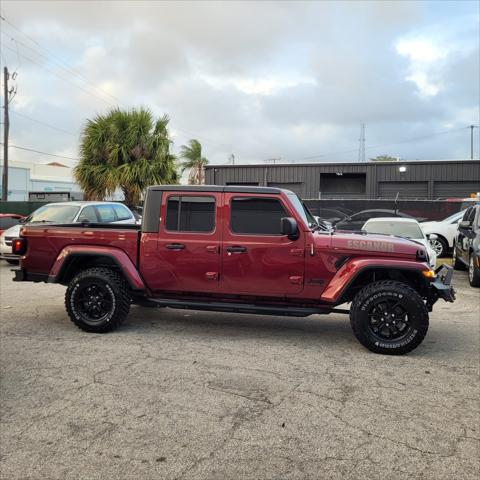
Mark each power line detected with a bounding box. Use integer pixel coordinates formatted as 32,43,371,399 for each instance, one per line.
2,44,118,107
0,14,126,107
297,126,470,161
10,109,79,136
0,142,79,161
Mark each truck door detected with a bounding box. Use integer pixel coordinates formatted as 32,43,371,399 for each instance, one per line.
457,207,475,263
144,192,222,294
220,193,305,296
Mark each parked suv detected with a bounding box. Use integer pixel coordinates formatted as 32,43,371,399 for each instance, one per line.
453,204,480,287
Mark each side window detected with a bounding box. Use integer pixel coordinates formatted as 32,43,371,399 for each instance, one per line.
165,196,215,232
96,205,116,223
462,207,473,221
467,207,476,223
230,197,287,235
0,217,21,229
78,206,98,223
113,205,132,221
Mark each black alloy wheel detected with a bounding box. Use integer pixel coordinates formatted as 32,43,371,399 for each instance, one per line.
65,267,130,333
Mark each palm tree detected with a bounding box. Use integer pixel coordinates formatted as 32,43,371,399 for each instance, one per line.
179,139,209,185
74,108,178,206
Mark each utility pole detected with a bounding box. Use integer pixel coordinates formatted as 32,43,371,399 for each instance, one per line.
358,123,366,163
2,66,9,201
470,125,475,160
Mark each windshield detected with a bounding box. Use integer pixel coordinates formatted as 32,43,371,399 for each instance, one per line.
364,221,424,239
27,204,81,223
287,193,317,228
442,211,464,223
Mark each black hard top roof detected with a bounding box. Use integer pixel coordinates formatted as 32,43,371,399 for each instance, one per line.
147,185,294,195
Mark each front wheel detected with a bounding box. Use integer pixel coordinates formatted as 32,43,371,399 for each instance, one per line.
430,237,447,257
65,267,131,333
350,280,429,355
468,254,480,287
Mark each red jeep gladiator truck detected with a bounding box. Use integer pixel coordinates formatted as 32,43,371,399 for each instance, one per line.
11,185,455,355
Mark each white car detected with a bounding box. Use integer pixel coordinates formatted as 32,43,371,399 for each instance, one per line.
0,201,137,264
362,217,437,269
420,210,465,257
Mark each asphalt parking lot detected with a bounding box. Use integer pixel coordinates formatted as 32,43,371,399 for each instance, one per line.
0,261,479,480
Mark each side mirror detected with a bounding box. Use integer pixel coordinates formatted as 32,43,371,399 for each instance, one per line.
427,233,438,241
281,217,299,240
459,220,472,229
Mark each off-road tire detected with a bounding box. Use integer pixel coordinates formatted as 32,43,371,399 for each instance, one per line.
452,244,465,270
350,280,429,355
468,253,480,288
65,267,130,333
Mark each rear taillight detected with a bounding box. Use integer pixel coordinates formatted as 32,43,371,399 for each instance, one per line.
12,238,27,255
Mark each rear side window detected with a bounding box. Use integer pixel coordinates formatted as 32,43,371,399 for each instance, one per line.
113,205,132,221
96,205,116,223
78,206,98,223
0,217,21,229
165,196,215,232
230,197,287,235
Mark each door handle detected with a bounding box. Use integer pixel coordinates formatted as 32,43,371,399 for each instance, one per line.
206,245,219,253
226,246,247,254
166,243,185,250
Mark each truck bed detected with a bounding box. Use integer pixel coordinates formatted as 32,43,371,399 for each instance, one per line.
19,223,140,275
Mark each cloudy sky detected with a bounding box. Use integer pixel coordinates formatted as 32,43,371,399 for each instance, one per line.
0,0,479,167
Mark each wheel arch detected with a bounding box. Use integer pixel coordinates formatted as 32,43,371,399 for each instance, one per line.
433,233,449,248
49,248,146,291
323,264,430,305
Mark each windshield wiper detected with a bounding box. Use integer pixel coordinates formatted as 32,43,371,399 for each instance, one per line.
29,220,54,224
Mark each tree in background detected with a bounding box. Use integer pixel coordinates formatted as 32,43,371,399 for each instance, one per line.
370,155,398,162
74,108,178,206
179,139,209,185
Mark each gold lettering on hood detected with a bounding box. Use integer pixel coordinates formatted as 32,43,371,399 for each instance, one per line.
347,239,395,252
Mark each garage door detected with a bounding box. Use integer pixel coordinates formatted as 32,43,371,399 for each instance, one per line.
319,173,366,199
433,181,480,199
378,182,428,199
267,182,304,197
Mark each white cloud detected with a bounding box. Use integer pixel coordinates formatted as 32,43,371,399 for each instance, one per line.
1,0,478,166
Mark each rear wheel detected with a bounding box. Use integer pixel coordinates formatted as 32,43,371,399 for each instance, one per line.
65,267,130,333
350,280,429,355
468,253,480,287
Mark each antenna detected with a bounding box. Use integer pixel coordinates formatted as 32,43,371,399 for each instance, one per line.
358,123,366,162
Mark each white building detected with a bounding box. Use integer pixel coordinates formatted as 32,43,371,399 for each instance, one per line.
0,160,83,201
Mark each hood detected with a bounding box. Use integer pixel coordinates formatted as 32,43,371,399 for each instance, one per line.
325,231,426,258
420,221,438,231
1,223,21,237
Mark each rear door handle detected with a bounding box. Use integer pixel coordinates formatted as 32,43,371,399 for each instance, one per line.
226,246,247,254
166,243,185,250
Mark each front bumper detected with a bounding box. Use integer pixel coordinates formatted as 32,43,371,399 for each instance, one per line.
426,264,455,310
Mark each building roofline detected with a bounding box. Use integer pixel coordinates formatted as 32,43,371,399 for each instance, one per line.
205,159,480,169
